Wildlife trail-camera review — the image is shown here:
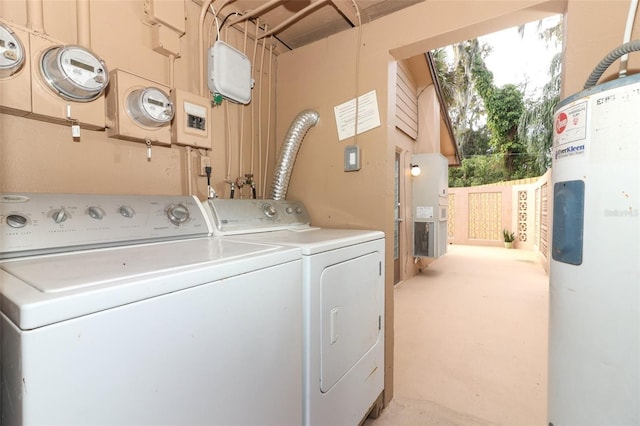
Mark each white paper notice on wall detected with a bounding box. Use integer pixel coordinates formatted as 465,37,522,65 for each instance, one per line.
416,206,434,220
334,90,381,141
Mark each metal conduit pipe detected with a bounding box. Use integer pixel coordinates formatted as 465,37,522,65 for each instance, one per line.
584,39,640,89
619,0,639,77
76,0,91,48
26,0,45,33
270,110,319,200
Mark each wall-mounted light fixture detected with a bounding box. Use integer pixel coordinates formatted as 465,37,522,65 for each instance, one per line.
410,163,421,177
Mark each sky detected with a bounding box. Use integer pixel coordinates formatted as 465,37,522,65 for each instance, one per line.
479,15,562,96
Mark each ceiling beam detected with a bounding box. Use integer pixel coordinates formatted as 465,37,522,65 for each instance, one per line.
330,0,360,27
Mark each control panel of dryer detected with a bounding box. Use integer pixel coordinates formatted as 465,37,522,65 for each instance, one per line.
206,199,310,235
0,193,210,258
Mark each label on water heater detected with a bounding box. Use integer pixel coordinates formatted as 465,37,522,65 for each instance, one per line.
553,100,587,161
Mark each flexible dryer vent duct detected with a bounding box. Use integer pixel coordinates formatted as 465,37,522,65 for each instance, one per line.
270,109,319,200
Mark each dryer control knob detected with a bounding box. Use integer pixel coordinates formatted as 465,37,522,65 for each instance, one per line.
263,203,277,218
6,214,27,228
167,203,190,225
119,206,135,218
87,206,105,220
51,208,69,224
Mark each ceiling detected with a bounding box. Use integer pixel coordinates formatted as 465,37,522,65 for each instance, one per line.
218,0,424,51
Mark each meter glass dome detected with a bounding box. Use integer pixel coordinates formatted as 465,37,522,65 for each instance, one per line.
126,87,174,127
0,23,26,78
40,45,109,101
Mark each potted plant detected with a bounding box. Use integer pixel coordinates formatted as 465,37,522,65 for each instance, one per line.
503,229,516,249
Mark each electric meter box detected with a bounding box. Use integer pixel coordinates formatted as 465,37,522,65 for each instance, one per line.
144,0,186,34
106,69,173,145
207,41,253,104
29,34,107,129
0,22,26,78
0,20,31,116
171,89,211,149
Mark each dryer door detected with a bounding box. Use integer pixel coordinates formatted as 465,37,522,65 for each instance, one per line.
320,250,383,392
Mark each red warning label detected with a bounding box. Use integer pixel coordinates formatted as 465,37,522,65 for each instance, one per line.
555,112,568,134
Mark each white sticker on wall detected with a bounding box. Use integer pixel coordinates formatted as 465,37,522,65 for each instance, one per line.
416,206,434,219
334,90,381,141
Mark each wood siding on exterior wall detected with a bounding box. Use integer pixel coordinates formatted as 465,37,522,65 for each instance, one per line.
395,60,418,140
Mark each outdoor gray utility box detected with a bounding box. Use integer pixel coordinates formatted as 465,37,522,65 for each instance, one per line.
412,153,448,259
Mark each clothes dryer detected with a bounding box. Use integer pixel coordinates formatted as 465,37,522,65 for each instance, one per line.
0,193,302,426
205,198,385,426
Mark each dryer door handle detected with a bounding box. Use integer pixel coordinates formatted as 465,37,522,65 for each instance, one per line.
330,307,339,345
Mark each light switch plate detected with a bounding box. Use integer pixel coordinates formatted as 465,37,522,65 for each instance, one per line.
344,145,360,172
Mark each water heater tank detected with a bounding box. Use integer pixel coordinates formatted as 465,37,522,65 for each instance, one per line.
549,73,640,424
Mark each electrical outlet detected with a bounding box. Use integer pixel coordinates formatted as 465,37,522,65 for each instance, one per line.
200,156,211,176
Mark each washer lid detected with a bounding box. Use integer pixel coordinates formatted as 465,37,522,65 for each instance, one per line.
1,238,301,330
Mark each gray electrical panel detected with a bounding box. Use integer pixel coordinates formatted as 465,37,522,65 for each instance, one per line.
412,153,448,259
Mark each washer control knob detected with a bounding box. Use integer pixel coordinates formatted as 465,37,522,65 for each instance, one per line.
119,206,135,218
263,203,277,218
6,214,27,228
87,206,105,220
285,207,293,214
167,203,190,225
51,208,69,224
295,207,304,214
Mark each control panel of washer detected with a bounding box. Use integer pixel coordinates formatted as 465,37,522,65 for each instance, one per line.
0,193,210,258
206,199,310,235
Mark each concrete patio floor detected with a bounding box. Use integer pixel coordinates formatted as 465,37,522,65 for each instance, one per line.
366,244,549,425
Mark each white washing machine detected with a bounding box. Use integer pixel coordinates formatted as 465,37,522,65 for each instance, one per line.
205,198,385,426
0,193,302,426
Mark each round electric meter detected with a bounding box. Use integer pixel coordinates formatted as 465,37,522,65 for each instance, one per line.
39,45,109,102
126,87,174,127
0,23,26,78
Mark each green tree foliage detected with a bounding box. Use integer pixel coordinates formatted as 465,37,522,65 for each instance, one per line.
458,127,490,157
449,154,507,187
432,41,489,158
518,47,562,175
471,57,528,177
433,17,562,187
